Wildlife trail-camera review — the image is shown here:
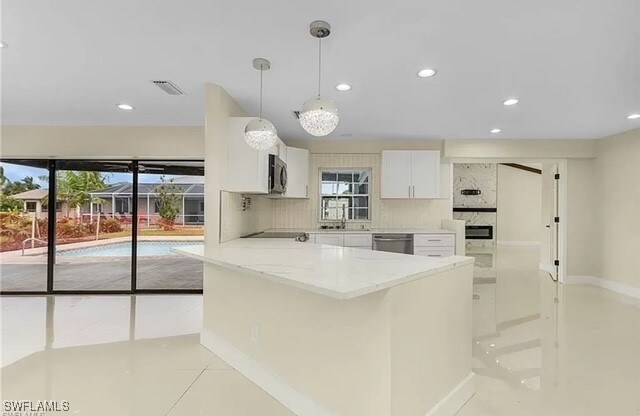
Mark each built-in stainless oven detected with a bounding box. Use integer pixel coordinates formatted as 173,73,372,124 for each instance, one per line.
465,225,493,240
268,154,287,194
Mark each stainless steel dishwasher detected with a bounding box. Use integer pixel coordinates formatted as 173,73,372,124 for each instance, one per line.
372,234,414,254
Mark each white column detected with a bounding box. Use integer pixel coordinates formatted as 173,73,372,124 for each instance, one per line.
146,194,150,227
111,194,116,218
182,196,186,225
89,201,94,224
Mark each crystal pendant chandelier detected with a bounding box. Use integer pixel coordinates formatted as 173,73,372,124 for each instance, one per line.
299,20,339,137
245,58,278,150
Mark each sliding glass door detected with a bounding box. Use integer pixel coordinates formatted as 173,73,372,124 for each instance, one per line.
0,159,204,295
0,160,50,292
135,162,204,290
53,161,133,291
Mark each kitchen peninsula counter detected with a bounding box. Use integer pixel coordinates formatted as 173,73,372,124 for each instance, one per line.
174,239,475,416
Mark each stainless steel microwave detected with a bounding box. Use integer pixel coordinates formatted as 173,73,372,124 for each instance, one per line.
268,154,287,194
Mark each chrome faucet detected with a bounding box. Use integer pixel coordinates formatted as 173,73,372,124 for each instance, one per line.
340,204,346,229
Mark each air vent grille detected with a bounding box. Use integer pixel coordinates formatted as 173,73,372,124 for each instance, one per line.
151,80,186,95
292,110,300,119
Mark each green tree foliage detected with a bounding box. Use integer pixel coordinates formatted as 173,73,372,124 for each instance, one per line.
55,171,108,216
0,194,23,212
155,176,182,222
2,175,41,195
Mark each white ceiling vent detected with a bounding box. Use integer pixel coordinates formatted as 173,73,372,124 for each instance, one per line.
292,110,300,119
151,80,186,95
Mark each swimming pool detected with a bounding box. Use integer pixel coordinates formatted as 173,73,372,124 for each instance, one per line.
58,241,202,257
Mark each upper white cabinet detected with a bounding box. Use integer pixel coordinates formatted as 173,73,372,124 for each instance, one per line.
285,147,310,198
226,117,269,194
226,117,309,198
381,151,413,198
381,150,441,199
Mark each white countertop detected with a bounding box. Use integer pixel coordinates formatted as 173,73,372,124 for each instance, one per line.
173,239,473,300
265,228,455,235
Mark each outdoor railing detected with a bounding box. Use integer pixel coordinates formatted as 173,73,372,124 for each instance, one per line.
21,238,48,256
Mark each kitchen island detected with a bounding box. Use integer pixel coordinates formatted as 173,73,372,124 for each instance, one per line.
174,239,475,416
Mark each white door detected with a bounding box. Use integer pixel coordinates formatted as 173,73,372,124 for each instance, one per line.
285,147,309,198
549,165,560,281
381,151,412,198
411,151,440,198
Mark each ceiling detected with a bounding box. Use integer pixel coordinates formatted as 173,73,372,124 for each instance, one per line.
2,0,640,140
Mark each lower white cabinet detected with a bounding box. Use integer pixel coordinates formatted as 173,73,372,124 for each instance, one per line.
413,233,455,258
414,234,455,247
307,232,455,257
414,246,455,258
344,234,373,248
314,234,344,247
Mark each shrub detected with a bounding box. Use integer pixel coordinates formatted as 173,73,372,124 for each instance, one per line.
56,217,91,239
156,217,176,231
100,218,123,233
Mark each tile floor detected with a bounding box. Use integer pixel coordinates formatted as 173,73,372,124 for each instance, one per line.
1,246,639,415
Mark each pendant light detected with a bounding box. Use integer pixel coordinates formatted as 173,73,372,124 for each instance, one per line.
299,20,339,137
245,58,278,150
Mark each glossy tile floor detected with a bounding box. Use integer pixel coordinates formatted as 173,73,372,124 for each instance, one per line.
1,246,639,415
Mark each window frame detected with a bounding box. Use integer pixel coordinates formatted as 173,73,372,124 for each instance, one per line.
318,168,371,223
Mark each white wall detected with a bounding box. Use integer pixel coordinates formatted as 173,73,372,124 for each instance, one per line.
203,84,247,244
272,153,452,230
593,129,640,289
0,126,204,159
496,164,542,244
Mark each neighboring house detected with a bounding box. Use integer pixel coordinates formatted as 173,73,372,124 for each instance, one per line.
89,176,205,226
9,177,205,226
10,189,69,218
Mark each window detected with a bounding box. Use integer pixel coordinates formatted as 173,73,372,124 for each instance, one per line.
320,169,370,221
25,201,37,212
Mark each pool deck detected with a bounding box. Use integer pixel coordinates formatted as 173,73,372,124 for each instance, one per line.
1,257,203,291
1,237,204,291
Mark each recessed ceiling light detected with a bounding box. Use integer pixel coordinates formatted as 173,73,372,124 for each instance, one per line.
417,68,437,78
335,83,352,91
490,128,502,134
0,41,8,49
627,113,640,120
502,98,519,106
117,103,134,111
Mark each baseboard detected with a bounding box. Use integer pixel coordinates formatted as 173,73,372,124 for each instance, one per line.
565,275,640,300
425,372,475,416
201,330,336,416
539,262,554,274
497,241,541,246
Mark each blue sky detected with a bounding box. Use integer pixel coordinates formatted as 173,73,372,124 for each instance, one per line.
1,163,180,189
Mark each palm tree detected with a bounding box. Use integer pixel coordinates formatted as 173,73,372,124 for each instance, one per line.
56,171,109,217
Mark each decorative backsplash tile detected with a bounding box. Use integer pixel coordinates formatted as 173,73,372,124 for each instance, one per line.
453,163,497,208
220,192,273,242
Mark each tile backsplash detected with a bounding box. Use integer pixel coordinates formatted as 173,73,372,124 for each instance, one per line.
272,153,452,230
220,191,273,242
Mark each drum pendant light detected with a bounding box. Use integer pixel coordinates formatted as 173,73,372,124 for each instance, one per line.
244,58,278,150
299,20,339,137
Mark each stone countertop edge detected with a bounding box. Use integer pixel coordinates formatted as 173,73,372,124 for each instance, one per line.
172,245,475,301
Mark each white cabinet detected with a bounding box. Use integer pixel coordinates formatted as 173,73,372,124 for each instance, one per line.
314,234,344,247
226,117,269,194
285,147,310,198
381,151,413,198
344,234,373,249
411,151,440,198
413,233,455,258
381,150,441,199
